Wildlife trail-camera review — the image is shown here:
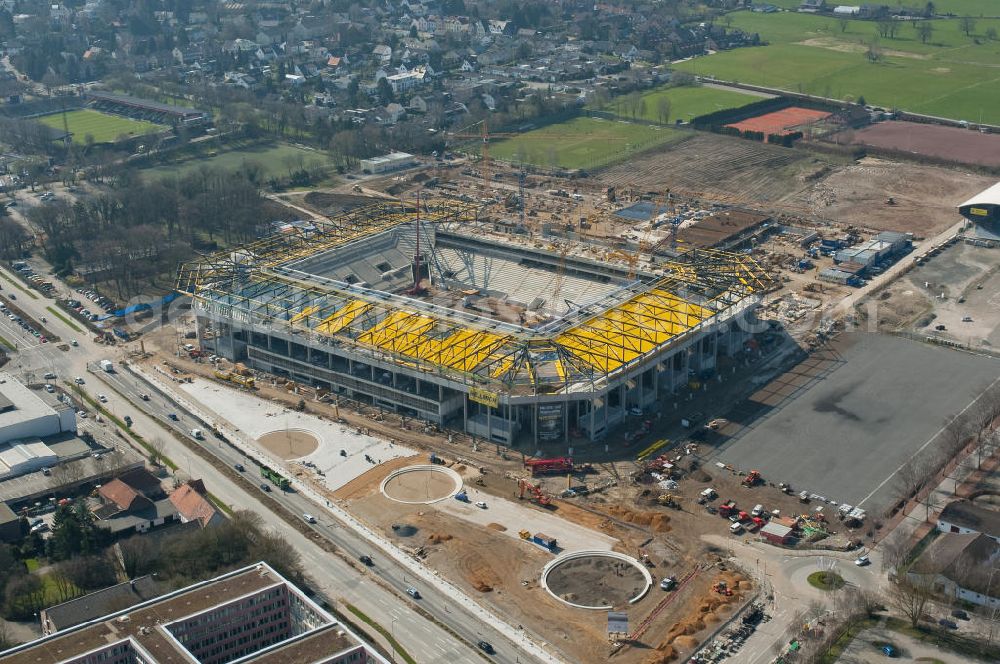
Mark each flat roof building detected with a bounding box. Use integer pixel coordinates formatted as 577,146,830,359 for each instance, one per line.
360,151,417,174
2,562,390,664
0,373,76,446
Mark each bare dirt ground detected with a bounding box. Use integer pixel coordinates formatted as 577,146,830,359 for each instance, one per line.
872,243,1000,348
597,133,833,203
790,157,994,236
546,554,648,607
257,429,319,459
381,467,457,502
844,121,1000,168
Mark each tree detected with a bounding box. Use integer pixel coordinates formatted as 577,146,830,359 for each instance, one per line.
865,40,883,63
924,1,935,17
889,575,934,627
959,16,976,37
987,27,998,41
916,21,933,44
656,96,672,124
838,17,849,33
876,19,893,39
117,536,157,579
376,77,395,105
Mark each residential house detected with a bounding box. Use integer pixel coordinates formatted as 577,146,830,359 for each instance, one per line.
169,480,224,527
377,102,407,125
937,501,1000,543
373,44,392,64
908,532,1000,609
91,474,177,536
408,95,427,113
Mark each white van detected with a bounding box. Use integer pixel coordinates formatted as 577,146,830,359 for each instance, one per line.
190,428,204,440
751,504,764,517
730,522,744,534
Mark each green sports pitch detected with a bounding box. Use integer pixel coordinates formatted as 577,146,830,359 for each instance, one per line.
487,116,686,170
677,10,1000,124
37,109,165,144
595,84,762,124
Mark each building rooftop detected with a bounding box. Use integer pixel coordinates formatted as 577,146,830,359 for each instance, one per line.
1,563,359,664
939,500,1000,538
41,576,162,634
0,374,57,439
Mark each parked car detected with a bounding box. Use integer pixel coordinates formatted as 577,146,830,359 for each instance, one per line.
74,376,85,384
234,463,245,472
477,640,494,654
359,555,374,566
938,618,958,630
405,587,421,599
855,555,870,567
951,609,969,621
260,483,271,492
475,501,488,509
878,643,897,657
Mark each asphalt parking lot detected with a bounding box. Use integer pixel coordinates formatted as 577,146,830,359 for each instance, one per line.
715,333,1000,510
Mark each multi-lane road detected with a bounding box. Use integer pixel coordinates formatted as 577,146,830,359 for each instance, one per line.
0,262,553,664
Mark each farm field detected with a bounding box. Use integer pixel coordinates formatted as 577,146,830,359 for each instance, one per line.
676,11,1000,123
140,141,335,182
488,116,685,170
595,84,764,123
36,109,164,144
742,1,1000,15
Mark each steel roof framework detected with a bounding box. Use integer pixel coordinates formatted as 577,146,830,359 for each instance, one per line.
178,201,774,395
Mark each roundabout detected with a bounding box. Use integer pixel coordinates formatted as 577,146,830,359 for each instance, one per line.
380,465,463,504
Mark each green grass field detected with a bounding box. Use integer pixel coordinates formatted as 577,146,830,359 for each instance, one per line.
756,1,999,13
37,109,165,144
488,116,686,170
141,142,334,182
679,11,1000,122
595,84,762,123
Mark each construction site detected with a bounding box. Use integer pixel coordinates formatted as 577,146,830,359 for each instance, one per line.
146,120,1000,664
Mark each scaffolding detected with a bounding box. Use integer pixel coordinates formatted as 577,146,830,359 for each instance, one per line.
178,200,774,395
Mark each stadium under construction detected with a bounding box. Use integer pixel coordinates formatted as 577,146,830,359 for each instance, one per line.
177,199,773,445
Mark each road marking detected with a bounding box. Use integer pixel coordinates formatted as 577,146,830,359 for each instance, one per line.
857,372,1000,508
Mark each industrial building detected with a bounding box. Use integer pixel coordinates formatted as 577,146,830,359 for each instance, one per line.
178,200,773,445
1,562,390,664
0,372,76,445
959,182,1000,244
360,151,417,174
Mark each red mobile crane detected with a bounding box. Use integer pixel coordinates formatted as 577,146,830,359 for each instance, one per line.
524,456,574,476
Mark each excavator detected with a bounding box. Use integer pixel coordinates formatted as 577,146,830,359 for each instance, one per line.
517,478,551,506
657,494,681,509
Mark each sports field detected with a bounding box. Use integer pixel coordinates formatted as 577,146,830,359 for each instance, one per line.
727,107,830,135
36,109,164,144
488,117,686,170
141,142,334,182
677,11,1000,123
596,84,762,124
753,0,999,13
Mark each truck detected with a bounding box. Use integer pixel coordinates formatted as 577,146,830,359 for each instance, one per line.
99,359,114,372
531,533,558,551
454,490,470,503
260,465,291,490
524,456,574,476
718,500,738,518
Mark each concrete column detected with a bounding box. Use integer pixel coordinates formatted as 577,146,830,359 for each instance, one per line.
563,398,569,444
590,399,596,441
463,395,468,433
533,403,539,447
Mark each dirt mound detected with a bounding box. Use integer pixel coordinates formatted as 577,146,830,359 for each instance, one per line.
608,506,671,533
643,644,676,663
487,523,507,532
427,532,453,544
673,636,699,649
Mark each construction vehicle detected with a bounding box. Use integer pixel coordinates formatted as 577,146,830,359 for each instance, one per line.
518,529,531,541
531,533,558,551
657,494,681,509
429,452,446,465
712,581,734,596
742,470,763,487
718,500,738,518
524,456,574,476
214,370,256,389
454,490,470,503
517,479,551,506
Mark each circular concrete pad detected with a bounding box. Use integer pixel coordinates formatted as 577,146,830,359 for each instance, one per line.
541,551,653,610
380,465,463,504
257,429,320,459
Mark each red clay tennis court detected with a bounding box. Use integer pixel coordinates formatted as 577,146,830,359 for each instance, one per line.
726,107,831,135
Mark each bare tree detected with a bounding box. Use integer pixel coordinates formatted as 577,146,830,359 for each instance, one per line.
959,16,977,37
865,40,883,63
838,17,850,33
916,22,934,44
117,536,157,579
876,19,893,38
656,97,672,125
889,575,935,627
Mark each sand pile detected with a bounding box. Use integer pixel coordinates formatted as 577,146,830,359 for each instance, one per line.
643,644,677,663
427,532,453,544
487,523,507,532
608,506,671,532
650,572,752,658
